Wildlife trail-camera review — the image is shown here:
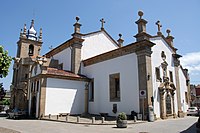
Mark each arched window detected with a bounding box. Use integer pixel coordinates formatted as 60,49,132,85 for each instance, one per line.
29,44,34,56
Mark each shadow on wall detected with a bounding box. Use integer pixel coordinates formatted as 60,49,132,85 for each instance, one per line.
70,88,85,114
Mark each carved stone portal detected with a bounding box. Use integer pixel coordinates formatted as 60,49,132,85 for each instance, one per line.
159,79,176,119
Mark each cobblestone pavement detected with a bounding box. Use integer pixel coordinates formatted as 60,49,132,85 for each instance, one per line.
0,116,198,133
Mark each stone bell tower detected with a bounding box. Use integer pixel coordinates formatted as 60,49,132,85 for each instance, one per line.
10,20,43,110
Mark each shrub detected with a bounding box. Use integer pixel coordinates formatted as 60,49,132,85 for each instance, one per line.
117,112,127,120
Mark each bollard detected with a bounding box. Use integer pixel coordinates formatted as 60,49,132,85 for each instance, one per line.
92,117,95,124
77,116,80,123
57,115,59,120
134,116,137,122
101,117,105,123
66,115,69,122
49,114,51,119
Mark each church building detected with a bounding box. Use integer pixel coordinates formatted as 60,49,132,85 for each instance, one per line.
11,11,190,120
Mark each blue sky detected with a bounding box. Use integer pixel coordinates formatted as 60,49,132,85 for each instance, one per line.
0,0,200,90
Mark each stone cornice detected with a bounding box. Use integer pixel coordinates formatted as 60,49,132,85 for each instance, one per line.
83,40,155,66
45,37,84,58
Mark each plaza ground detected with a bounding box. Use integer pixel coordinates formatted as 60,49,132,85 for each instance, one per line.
0,116,198,133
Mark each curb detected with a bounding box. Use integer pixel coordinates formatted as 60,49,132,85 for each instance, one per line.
40,118,146,125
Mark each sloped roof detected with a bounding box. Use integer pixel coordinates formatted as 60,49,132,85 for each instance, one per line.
46,67,89,80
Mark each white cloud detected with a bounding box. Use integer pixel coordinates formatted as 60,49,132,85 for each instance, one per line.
180,52,200,84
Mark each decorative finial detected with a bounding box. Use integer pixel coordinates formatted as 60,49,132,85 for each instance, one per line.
117,33,124,47
138,10,144,19
100,18,105,30
20,29,23,37
39,28,42,42
76,16,80,23
156,20,162,32
119,33,122,39
31,19,34,28
166,29,171,36
23,24,27,33
49,45,53,50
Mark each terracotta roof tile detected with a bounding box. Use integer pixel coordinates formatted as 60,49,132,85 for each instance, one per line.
46,67,87,79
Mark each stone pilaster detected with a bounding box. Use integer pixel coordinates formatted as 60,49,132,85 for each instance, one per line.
84,83,89,114
136,43,154,120
173,54,183,117
172,91,177,118
160,91,166,119
39,78,47,117
71,38,83,74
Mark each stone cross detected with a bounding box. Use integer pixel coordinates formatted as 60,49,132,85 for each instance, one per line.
156,20,162,32
100,18,105,29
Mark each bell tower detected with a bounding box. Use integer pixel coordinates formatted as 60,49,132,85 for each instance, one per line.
10,20,43,110
17,20,43,58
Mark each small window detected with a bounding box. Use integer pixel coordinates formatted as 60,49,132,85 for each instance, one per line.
155,67,160,81
25,74,28,79
58,63,63,70
36,80,40,92
29,44,34,56
89,79,94,101
110,73,120,101
31,82,34,92
185,92,188,104
169,71,173,82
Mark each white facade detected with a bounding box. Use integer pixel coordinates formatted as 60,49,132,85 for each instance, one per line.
83,53,139,116
179,69,189,112
45,78,86,115
150,37,178,117
53,47,71,71
82,31,118,60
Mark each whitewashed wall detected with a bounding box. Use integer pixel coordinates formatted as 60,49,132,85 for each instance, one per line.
150,37,178,118
53,48,71,71
45,78,86,115
82,31,118,60
82,53,139,116
179,68,189,112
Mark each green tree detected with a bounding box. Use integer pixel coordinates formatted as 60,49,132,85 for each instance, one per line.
0,45,12,78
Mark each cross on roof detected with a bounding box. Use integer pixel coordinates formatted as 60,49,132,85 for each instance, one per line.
100,18,105,30
156,20,162,32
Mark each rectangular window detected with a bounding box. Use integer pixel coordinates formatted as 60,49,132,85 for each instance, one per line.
36,80,40,92
110,73,120,101
155,67,160,81
185,92,188,104
89,79,94,101
169,71,173,82
31,82,34,92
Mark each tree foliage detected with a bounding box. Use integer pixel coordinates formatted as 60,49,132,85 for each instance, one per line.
0,45,12,78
